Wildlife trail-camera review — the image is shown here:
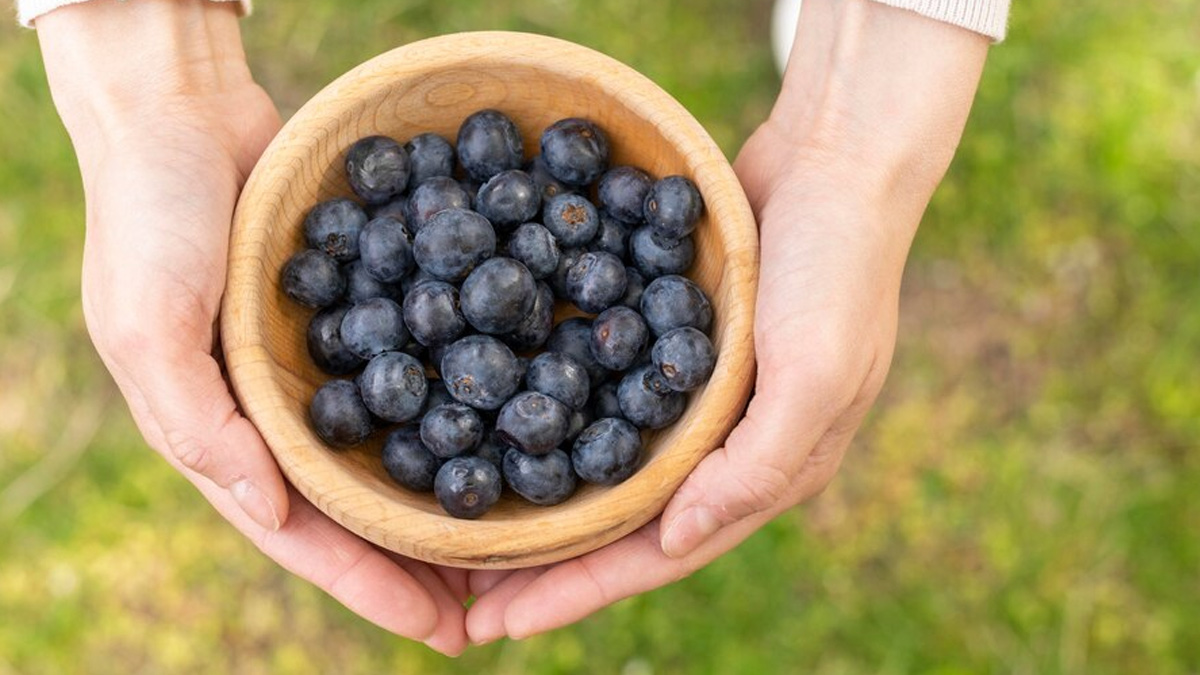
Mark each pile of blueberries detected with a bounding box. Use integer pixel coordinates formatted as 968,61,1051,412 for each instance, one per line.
280,109,716,519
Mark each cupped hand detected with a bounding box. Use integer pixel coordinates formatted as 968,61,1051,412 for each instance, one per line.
38,0,469,655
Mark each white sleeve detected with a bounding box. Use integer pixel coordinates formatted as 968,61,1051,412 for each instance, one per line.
16,0,252,28
872,0,1011,41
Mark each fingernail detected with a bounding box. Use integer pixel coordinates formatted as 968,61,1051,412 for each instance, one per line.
662,507,721,559
231,479,281,531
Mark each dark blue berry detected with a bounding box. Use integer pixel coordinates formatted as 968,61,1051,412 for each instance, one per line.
473,430,509,471
370,196,409,223
358,351,427,423
589,381,623,420
413,208,496,282
548,247,585,298
540,118,610,187
506,222,561,279
644,175,703,240
617,364,686,429
457,109,524,182
496,392,571,456
305,199,368,262
460,257,536,334
340,297,408,359
400,266,438,296
406,177,471,233
621,266,646,310
565,407,593,446
543,193,600,248
422,378,457,415
502,448,577,506
435,456,502,519
590,306,650,372
420,403,485,459
358,216,414,283
525,155,573,201
525,352,591,410
307,305,365,376
310,379,374,447
346,135,410,205
547,317,608,385
502,281,555,352
566,251,627,314
402,280,466,347
629,225,695,278
440,335,523,410
571,417,642,485
344,260,401,304
382,427,441,492
404,132,455,190
476,170,541,229
640,275,714,337
652,327,717,392
588,211,633,259
282,249,345,308
598,166,653,223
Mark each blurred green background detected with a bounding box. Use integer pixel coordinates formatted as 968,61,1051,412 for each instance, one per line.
2,0,1198,672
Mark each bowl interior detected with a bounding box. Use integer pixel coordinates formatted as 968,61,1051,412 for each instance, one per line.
224,32,756,568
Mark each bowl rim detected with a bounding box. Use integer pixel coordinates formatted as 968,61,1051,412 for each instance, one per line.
222,30,758,569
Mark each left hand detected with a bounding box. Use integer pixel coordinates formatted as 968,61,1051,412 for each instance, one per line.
463,0,990,643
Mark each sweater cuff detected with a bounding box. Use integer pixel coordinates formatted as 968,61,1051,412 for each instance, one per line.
16,0,252,28
871,0,1011,42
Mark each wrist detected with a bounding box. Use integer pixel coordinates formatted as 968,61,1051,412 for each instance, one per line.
37,0,252,156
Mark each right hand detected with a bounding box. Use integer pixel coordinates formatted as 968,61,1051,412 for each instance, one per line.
37,0,469,654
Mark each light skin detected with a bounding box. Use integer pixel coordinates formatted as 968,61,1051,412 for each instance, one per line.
36,0,988,651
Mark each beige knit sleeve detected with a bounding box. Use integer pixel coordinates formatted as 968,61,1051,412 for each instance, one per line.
16,0,251,28
873,0,1011,41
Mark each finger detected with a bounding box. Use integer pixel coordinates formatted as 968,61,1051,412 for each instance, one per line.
465,567,547,645
468,569,518,597
389,556,470,656
430,565,472,604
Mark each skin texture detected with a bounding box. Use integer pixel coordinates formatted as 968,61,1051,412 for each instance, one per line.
37,0,988,655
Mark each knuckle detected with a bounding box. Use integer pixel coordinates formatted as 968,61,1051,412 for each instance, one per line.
725,462,793,520
164,427,216,478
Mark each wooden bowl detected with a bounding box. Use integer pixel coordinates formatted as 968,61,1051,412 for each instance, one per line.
222,32,758,569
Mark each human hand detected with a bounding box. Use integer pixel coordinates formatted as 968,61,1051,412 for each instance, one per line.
464,0,990,642
37,0,468,654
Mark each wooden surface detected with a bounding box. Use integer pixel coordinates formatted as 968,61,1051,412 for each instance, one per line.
221,32,759,569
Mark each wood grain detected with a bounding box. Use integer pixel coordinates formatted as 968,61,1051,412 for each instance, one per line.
221,32,758,569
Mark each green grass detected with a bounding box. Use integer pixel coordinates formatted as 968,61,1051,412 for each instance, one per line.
1,1,1198,672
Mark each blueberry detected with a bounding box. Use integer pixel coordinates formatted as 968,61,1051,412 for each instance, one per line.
629,225,695,278
644,175,703,240
506,222,561,279
346,135,410,205
476,170,541,229
620,266,646,310
440,335,523,410
502,448,577,506
543,193,600,248
598,166,654,223
548,247,585,298
456,109,524,182
566,251,628,314
340,297,408,359
473,430,510,471
495,392,571,455
406,177,471,233
344,259,401,304
358,351,427,423
539,118,610,187
307,305,365,376
400,265,439,296
402,280,466,347
589,380,623,420
502,281,555,352
571,417,643,485
525,352,591,410
590,306,650,372
413,208,496,282
616,364,686,429
459,179,482,209
304,198,368,262
382,426,441,492
369,196,409,224
310,379,374,447
404,132,455,190
588,211,633,260
652,327,717,392
564,407,594,446
460,257,536,334
399,339,427,361
525,155,573,201
435,456,502,519
358,216,414,283
639,275,714,337
547,317,608,385
420,403,485,459
422,378,457,415
282,249,345,308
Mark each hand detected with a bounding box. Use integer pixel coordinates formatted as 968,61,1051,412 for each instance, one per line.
37,0,468,654
464,0,989,642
